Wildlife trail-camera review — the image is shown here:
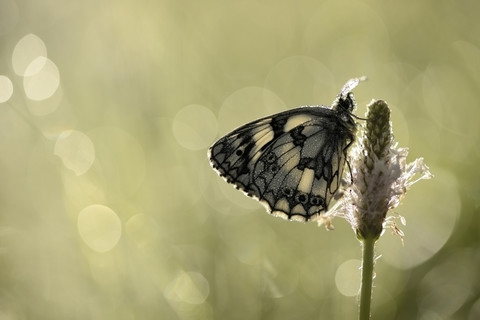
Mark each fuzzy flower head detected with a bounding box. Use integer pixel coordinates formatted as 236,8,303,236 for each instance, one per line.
317,100,433,240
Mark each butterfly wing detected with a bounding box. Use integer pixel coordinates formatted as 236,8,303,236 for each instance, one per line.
208,106,355,221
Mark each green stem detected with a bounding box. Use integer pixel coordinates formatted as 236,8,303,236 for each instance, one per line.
358,236,376,320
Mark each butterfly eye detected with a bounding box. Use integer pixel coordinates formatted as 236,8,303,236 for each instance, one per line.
295,192,309,204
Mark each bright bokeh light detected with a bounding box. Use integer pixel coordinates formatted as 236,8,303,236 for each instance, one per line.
22,56,48,78
25,85,63,116
77,204,122,253
23,57,60,101
164,271,210,305
218,87,286,134
0,75,13,103
418,250,476,318
377,167,460,269
335,259,361,297
421,66,480,165
264,56,334,106
125,214,158,248
12,34,47,76
172,104,217,150
54,130,95,176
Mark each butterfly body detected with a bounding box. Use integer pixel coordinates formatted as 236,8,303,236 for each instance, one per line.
209,78,363,222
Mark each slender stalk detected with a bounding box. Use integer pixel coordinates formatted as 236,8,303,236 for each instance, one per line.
358,236,376,320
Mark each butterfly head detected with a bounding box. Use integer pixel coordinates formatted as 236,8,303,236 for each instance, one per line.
333,76,366,112
332,77,366,126
335,91,357,114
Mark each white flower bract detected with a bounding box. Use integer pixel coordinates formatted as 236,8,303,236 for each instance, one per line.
315,100,433,239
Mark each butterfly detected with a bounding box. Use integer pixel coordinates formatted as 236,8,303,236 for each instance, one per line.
208,77,365,222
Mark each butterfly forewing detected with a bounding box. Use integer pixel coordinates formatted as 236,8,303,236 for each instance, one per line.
208,78,361,222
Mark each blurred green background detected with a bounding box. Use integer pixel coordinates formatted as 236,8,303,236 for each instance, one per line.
0,0,479,319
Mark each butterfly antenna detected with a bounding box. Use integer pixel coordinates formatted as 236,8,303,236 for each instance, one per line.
340,76,367,98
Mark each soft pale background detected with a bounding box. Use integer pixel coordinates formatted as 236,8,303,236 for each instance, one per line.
0,0,479,319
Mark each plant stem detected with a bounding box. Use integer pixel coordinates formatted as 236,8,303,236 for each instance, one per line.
358,236,376,320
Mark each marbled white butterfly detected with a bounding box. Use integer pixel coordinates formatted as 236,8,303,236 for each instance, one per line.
208,77,364,222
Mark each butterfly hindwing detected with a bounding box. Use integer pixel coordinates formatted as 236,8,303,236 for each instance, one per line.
209,78,362,222
253,109,354,220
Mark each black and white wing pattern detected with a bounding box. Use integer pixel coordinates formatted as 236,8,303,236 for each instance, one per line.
208,78,363,221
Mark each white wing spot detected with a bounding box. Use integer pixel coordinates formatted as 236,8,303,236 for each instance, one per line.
284,114,311,132
250,128,274,155
292,204,307,215
290,214,306,222
297,168,315,193
274,198,290,213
